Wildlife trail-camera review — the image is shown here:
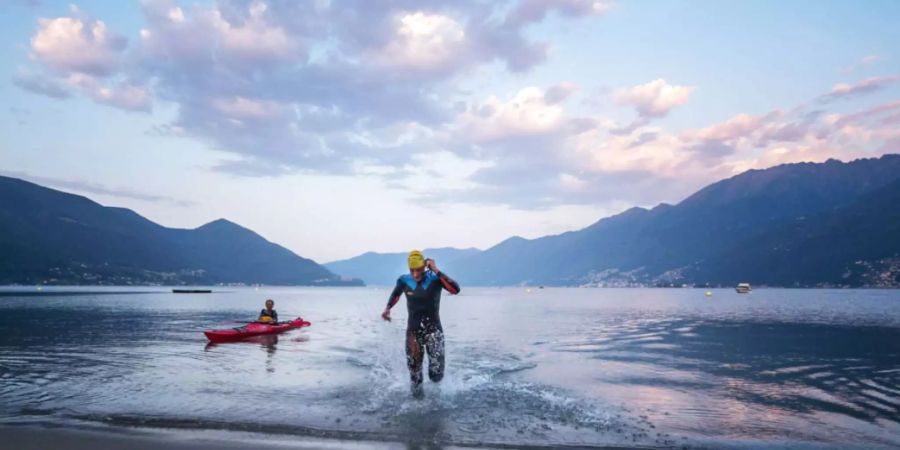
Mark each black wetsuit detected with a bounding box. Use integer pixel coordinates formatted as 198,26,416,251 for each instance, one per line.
259,308,278,322
386,270,460,390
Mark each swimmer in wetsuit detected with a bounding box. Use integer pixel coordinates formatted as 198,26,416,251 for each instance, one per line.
381,250,461,398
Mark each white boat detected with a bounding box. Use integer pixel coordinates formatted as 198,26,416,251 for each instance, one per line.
735,283,751,293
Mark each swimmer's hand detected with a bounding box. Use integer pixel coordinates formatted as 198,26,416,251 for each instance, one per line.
381,308,392,322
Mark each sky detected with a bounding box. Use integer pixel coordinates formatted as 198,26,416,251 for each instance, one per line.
1,0,899,263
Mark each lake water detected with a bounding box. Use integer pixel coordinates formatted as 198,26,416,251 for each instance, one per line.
1,287,898,449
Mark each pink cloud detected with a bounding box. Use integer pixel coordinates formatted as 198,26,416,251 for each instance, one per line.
66,73,152,112
30,7,127,75
840,54,882,74
821,75,900,101
615,79,694,118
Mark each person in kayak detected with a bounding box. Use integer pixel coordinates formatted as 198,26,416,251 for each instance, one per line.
258,299,278,323
381,250,460,398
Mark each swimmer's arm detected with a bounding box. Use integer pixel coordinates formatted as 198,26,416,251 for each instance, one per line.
382,279,404,321
436,271,460,295
425,259,460,295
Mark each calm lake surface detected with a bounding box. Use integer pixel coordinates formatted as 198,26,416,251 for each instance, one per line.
1,287,898,449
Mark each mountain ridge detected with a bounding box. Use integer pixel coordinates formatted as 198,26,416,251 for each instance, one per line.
3,154,899,287
450,154,900,287
324,247,480,285
0,176,362,286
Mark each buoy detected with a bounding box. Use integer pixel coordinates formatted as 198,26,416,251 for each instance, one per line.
705,291,712,297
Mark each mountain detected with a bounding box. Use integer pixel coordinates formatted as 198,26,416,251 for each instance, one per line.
6,155,898,288
453,155,900,287
325,247,480,285
0,176,363,286
684,177,900,287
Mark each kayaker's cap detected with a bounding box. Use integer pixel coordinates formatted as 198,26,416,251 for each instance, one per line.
408,250,425,270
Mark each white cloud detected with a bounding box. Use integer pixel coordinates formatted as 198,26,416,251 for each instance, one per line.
14,1,899,213
615,78,694,118
376,12,467,72
30,8,126,75
559,172,588,192
211,1,295,64
24,0,617,176
457,87,566,142
167,6,185,23
573,125,695,176
140,0,298,66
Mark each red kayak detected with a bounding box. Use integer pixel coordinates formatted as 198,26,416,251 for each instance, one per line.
204,318,311,343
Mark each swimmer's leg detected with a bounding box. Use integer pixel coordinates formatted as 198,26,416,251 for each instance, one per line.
406,328,425,398
425,329,445,382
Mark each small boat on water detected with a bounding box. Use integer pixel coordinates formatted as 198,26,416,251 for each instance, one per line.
204,318,311,343
735,283,751,293
173,289,212,294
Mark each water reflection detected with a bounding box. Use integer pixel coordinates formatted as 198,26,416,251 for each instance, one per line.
1,288,899,449
564,319,900,425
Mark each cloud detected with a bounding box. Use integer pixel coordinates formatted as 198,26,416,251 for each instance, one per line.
825,100,900,130
211,96,284,121
374,11,468,73
456,86,568,143
13,70,151,111
626,131,658,149
505,0,613,27
840,54,882,74
13,72,71,98
544,82,579,104
615,79,694,118
820,75,900,102
140,0,299,67
128,0,613,172
434,74,900,210
0,171,194,207
12,1,898,213
211,158,294,177
66,73,152,111
428,69,900,210
17,1,618,176
22,6,154,112
687,113,766,141
30,6,126,75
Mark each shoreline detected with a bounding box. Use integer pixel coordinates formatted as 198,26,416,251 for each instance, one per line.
0,423,416,450
0,423,658,450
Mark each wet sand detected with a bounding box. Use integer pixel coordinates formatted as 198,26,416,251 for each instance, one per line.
0,425,404,450
0,424,652,450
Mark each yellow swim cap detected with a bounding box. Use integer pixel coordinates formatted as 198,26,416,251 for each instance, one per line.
408,250,425,269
